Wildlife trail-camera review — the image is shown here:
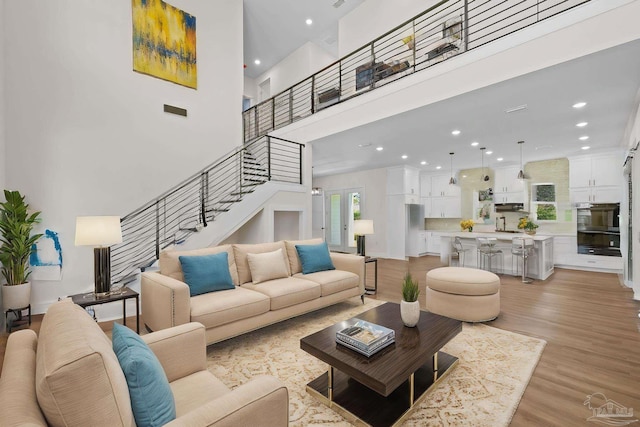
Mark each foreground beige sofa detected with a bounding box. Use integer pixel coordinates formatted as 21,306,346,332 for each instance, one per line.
142,238,365,345
0,299,288,427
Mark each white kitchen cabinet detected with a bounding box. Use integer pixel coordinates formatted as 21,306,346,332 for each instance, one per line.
493,166,527,204
387,166,420,198
553,235,623,272
569,152,622,203
421,173,461,218
406,230,428,257
426,232,443,254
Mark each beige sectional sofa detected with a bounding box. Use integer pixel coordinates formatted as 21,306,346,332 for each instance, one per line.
141,238,365,345
0,299,288,427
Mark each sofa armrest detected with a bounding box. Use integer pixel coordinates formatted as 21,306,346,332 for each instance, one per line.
165,375,288,427
142,322,207,383
330,252,365,294
0,330,47,426
141,271,191,331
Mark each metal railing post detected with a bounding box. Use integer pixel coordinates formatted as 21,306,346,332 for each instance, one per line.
200,172,208,226
299,144,303,185
267,137,272,181
289,88,293,124
311,75,316,114
155,201,160,259
464,0,469,51
271,98,275,131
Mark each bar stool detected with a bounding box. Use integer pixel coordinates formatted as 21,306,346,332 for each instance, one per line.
476,237,503,274
512,236,535,284
449,237,471,267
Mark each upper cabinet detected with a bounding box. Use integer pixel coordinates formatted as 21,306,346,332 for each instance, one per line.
387,166,420,204
420,173,461,218
569,152,622,203
493,166,527,204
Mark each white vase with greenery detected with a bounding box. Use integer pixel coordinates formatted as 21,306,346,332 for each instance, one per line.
0,190,42,311
400,272,421,327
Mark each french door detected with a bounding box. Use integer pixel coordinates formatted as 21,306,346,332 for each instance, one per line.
325,188,362,253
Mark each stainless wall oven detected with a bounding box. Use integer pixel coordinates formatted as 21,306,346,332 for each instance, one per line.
576,203,621,257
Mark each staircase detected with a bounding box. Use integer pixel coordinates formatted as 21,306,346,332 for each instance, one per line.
110,135,304,284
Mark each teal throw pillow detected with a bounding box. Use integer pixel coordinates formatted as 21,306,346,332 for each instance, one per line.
112,323,176,427
295,242,336,274
179,252,235,296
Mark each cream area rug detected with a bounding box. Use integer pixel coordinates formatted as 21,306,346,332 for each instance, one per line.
206,298,546,426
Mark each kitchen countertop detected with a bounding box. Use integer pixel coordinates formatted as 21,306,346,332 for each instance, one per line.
440,231,553,241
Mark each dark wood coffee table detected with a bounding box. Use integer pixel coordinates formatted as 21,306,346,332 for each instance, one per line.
300,302,462,427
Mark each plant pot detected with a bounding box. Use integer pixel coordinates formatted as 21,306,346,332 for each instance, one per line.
400,300,421,327
525,230,536,235
2,282,31,311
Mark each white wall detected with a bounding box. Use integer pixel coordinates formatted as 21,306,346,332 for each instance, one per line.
338,0,438,56
254,41,337,98
3,0,243,313
244,74,257,107
312,167,387,257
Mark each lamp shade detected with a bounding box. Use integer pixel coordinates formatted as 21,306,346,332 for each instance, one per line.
353,219,374,235
75,216,123,247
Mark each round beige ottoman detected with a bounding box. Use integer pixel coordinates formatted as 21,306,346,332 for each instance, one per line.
425,267,500,322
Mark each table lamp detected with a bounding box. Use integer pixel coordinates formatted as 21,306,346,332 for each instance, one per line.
75,216,123,297
353,219,374,257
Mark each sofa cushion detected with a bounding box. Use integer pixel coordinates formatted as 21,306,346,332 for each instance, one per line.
179,252,235,296
247,248,290,284
35,299,135,427
233,241,291,285
284,238,323,274
112,323,176,427
295,242,335,274
294,270,359,296
160,245,239,286
189,287,270,327
170,371,230,417
242,277,321,310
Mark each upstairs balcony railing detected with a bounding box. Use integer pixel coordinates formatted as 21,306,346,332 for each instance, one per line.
110,135,304,284
243,0,590,143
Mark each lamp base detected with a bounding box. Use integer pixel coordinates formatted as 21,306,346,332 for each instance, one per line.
94,247,112,297
356,235,366,257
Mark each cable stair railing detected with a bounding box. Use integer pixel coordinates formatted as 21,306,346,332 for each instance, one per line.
243,0,591,143
110,135,305,285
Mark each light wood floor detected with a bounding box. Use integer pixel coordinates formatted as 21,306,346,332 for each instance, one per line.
365,256,640,426
2,257,639,426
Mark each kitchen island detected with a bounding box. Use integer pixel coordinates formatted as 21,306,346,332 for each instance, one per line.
439,232,555,280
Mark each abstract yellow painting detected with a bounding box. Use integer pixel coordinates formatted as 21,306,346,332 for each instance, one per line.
132,0,197,89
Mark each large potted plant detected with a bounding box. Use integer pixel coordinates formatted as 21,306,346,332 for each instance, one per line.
0,190,42,311
400,272,421,327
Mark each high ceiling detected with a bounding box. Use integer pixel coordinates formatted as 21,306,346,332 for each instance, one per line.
311,39,640,177
243,0,363,79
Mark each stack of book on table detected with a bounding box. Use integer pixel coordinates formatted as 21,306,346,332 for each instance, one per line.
336,319,395,357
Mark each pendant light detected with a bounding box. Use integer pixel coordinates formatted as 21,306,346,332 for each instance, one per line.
517,140,526,180
480,147,489,181
448,152,457,185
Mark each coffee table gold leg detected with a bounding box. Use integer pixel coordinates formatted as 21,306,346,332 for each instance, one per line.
328,366,333,403
409,373,415,406
433,352,439,382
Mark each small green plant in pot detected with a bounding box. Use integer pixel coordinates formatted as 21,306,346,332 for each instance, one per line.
400,272,421,327
0,190,42,311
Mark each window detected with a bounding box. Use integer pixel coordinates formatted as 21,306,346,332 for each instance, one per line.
531,183,557,221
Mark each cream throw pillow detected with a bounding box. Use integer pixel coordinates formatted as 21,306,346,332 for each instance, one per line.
247,248,290,284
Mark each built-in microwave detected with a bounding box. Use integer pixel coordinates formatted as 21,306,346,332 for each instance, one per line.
576,203,621,257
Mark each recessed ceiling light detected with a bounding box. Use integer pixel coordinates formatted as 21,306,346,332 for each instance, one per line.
581,146,591,150
451,130,461,136
376,146,383,151
254,59,261,65
573,102,587,109
305,18,313,25
436,165,442,170
420,161,427,165
576,122,588,127
497,157,504,161
401,155,408,159
462,174,467,178
486,151,493,155
471,142,479,147
579,136,589,141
